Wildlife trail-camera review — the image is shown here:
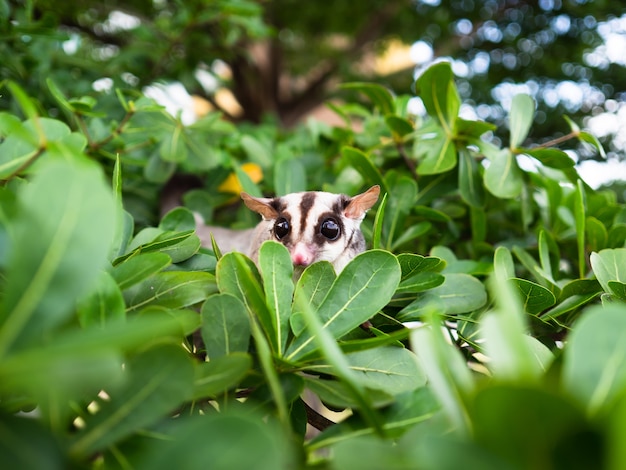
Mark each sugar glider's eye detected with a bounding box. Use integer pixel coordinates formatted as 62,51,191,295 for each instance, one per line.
274,217,290,239
320,218,340,240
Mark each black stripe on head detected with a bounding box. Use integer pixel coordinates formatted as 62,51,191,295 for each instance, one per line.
332,195,351,216
299,192,316,234
269,198,286,216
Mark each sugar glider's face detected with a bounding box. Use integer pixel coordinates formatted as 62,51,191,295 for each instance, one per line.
242,186,380,270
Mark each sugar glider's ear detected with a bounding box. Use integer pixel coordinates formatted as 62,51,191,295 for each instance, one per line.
241,193,279,220
344,185,380,219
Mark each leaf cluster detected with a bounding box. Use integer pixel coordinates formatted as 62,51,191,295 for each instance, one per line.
1,57,626,468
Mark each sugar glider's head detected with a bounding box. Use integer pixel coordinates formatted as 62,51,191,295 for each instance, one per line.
241,186,380,272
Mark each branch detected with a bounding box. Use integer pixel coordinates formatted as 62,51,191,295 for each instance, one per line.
303,400,336,431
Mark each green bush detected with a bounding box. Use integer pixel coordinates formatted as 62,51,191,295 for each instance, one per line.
1,58,626,469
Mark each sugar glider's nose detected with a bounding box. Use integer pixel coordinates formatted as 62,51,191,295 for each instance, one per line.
291,242,314,266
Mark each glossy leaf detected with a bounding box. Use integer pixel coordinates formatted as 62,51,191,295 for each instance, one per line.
192,353,252,399
342,146,388,192
111,252,172,290
523,148,575,168
397,273,487,321
494,246,515,280
414,62,459,132
286,250,401,361
416,126,456,175
124,271,217,311
307,347,426,396
590,248,626,298
159,207,197,232
258,241,294,355
509,94,535,149
484,148,523,198
511,278,557,314
458,147,485,207
341,82,395,115
76,271,126,327
385,115,414,139
201,293,250,359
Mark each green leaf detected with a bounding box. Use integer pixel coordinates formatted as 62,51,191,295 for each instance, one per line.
494,246,515,280
541,292,601,321
124,271,217,311
342,146,388,192
159,207,197,232
258,241,294,356
46,78,74,113
286,250,401,361
0,158,116,356
372,192,387,250
293,261,336,314
305,376,393,410
159,125,187,163
6,81,39,121
385,115,414,139
292,261,336,336
192,353,252,399
397,273,487,322
458,147,485,207
472,386,594,469
590,248,626,298
234,162,262,197
136,410,296,470
509,94,535,149
586,216,608,252
70,344,194,458
481,276,552,382
307,347,426,396
390,222,431,252
310,387,439,451
397,253,446,280
563,304,626,414
484,148,523,198
144,150,176,183
384,174,417,248
414,62,459,133
201,293,250,359
274,157,306,195
511,278,557,314
77,271,126,327
575,180,586,278
416,126,456,175
608,281,626,302
111,252,172,290
538,229,554,282
523,148,575,168
215,252,276,347
411,313,474,434
608,224,626,249
578,130,607,158
240,134,273,169
0,414,68,469
341,82,394,115
396,272,445,294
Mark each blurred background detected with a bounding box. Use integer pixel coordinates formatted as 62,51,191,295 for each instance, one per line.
2,0,625,187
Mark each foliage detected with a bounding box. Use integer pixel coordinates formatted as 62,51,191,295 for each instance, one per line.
1,0,625,156
2,2,626,468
